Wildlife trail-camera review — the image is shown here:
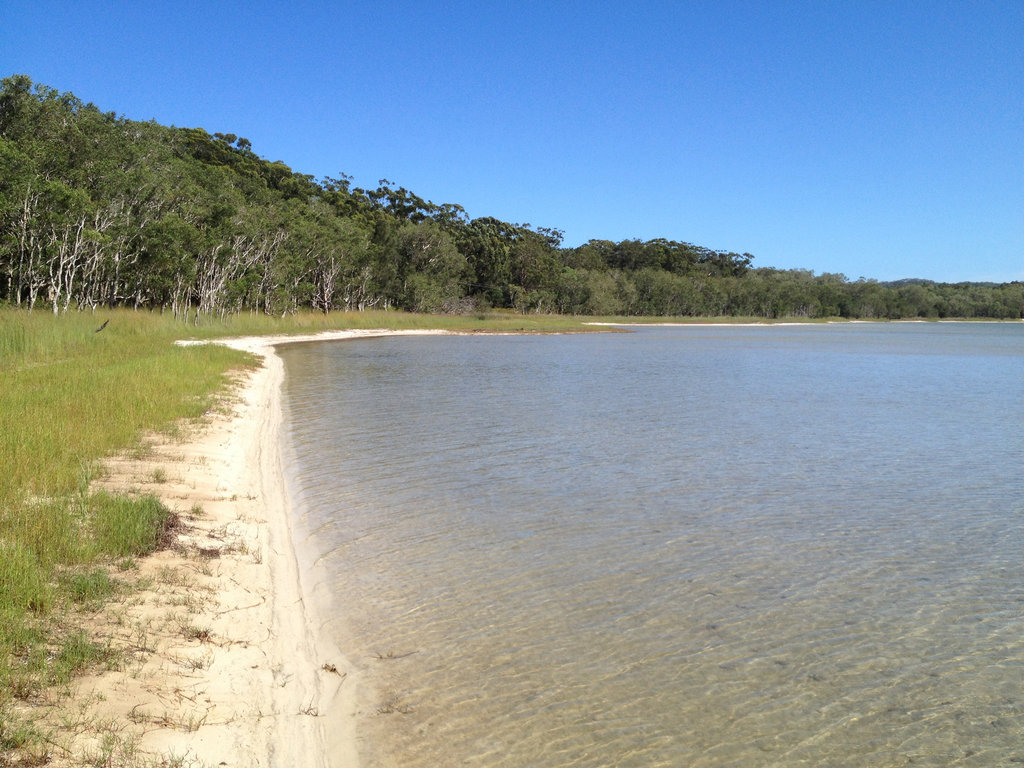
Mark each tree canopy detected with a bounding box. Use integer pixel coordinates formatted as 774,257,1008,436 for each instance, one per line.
1,75,1021,320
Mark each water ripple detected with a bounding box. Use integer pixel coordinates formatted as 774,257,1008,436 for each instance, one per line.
281,326,1024,767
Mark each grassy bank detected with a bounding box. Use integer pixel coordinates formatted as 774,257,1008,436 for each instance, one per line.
0,307,604,754
1,309,260,754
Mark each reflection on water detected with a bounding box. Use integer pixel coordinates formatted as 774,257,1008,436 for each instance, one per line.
280,323,1024,767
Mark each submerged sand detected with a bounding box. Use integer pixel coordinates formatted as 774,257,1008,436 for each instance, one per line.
48,330,451,767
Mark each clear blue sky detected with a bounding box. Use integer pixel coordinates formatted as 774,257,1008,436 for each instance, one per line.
3,1,1021,282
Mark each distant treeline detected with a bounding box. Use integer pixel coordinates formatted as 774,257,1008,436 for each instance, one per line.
1,75,1021,319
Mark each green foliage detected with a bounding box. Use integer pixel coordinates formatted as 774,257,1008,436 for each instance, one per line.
1,74,1020,321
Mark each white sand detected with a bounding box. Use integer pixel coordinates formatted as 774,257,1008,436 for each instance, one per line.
52,330,451,767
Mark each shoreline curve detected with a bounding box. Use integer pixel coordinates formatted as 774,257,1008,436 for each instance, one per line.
62,330,453,767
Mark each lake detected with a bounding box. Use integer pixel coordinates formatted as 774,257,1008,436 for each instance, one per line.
279,322,1024,767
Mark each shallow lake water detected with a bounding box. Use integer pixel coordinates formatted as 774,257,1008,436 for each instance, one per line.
280,323,1024,767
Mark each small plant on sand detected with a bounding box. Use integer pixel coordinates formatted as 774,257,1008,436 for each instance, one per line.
160,750,204,768
50,631,119,687
82,728,142,768
376,691,414,715
178,649,214,671
0,698,47,757
60,567,117,607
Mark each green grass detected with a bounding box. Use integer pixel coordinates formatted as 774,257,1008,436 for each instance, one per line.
578,314,846,324
60,567,116,606
0,308,259,727
1,312,254,505
91,492,177,558
174,306,610,336
0,540,51,613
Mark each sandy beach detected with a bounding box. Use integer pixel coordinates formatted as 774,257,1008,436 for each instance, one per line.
48,330,450,767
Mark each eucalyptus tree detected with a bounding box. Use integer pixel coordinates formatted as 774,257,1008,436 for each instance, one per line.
0,75,70,308
0,135,46,306
0,77,103,311
4,75,1021,320
565,240,615,272
455,217,529,307
271,198,372,314
393,220,468,312
632,268,705,316
507,230,560,313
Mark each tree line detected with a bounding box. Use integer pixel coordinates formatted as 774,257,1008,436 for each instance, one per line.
1,75,1021,320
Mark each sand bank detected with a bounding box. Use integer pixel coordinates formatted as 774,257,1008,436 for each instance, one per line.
53,330,450,767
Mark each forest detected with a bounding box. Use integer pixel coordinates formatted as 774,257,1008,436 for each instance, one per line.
2,75,1022,320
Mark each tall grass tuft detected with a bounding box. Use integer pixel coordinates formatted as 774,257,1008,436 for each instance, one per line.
60,567,116,605
0,541,51,613
90,492,175,557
